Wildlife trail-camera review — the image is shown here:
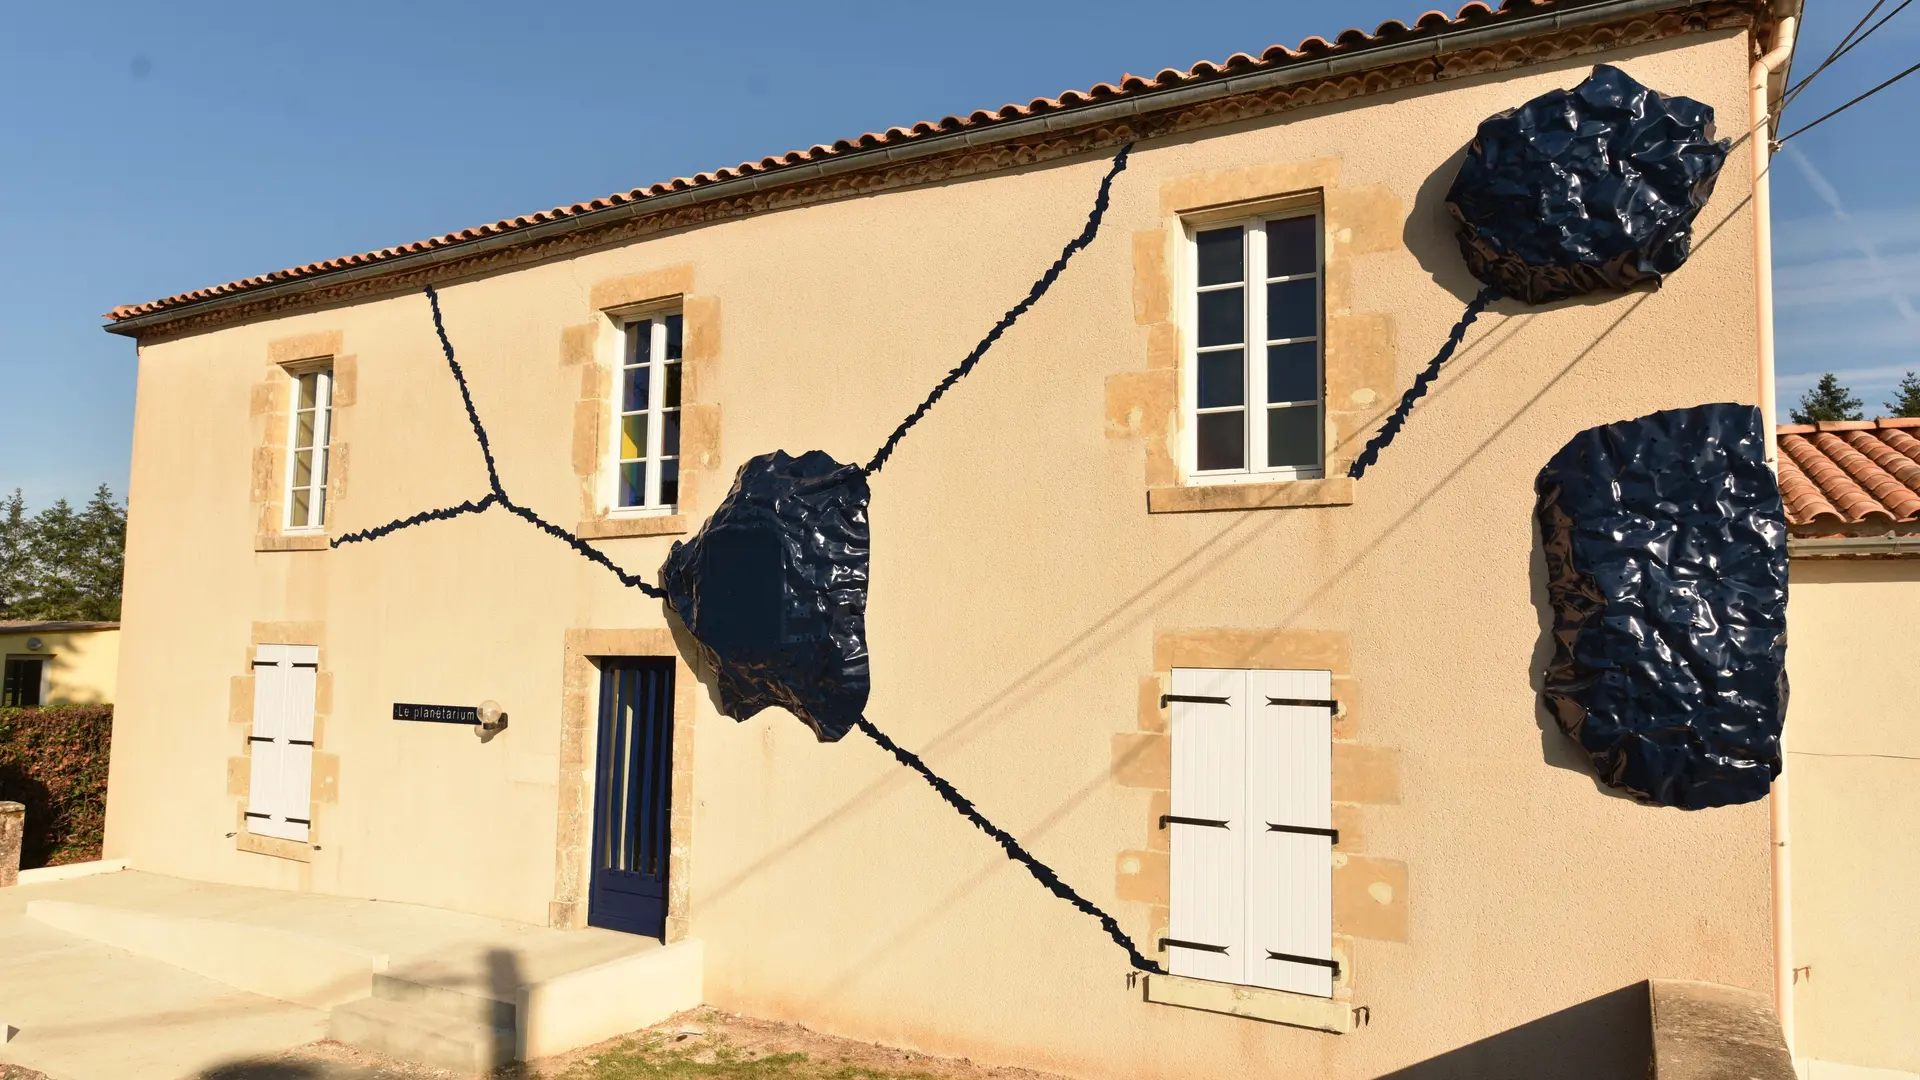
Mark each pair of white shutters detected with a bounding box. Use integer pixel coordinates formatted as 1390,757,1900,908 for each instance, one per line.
247,644,317,842
1168,667,1335,997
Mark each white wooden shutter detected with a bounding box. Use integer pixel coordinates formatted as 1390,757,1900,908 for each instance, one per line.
1246,668,1335,997
1168,667,1247,984
245,645,315,843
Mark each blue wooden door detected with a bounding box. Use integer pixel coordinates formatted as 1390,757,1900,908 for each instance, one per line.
589,658,675,937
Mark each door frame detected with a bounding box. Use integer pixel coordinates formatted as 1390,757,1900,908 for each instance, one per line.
551,629,696,940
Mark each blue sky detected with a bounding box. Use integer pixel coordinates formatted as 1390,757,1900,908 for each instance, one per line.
1,1,1913,506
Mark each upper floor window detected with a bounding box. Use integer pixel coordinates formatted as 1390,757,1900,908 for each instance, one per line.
1185,211,1324,483
614,312,682,511
284,366,333,531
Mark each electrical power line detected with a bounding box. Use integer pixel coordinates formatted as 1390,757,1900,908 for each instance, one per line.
1778,58,1920,144
1781,0,1912,114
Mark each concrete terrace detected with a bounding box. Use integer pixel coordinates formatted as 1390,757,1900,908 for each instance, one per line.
0,867,698,1079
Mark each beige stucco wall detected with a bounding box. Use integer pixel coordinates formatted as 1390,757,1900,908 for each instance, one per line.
106,26,1772,1079
0,629,118,705
1784,558,1920,1076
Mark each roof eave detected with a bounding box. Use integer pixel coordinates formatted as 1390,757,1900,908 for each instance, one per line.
101,0,1741,339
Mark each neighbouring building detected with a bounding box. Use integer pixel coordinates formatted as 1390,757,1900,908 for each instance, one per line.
99,2,1807,1077
1777,418,1920,1080
0,622,118,707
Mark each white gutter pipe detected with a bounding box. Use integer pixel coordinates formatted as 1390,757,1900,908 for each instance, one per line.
1750,10,1797,1056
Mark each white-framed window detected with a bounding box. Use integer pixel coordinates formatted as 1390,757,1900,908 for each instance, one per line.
282,366,334,530
246,644,318,843
1166,666,1336,998
611,312,683,512
1183,209,1324,483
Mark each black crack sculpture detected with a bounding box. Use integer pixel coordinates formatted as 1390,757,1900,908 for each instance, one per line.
1535,404,1788,809
1351,64,1731,477
337,145,1159,972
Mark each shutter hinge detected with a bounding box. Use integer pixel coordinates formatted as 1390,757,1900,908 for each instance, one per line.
1161,693,1231,708
1160,938,1229,954
1159,815,1230,830
1266,696,1339,711
1266,950,1341,977
1265,822,1338,842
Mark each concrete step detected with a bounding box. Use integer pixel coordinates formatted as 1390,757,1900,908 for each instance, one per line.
329,995,516,1074
372,971,514,1028
25,898,387,1008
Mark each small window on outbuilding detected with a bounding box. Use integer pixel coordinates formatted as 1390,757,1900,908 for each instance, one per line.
2,656,43,707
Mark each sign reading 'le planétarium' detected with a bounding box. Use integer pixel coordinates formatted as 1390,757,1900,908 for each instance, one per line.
392,703,481,725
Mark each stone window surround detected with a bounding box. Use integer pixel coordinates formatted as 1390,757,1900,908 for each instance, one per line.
252,331,356,552
227,621,339,863
1112,627,1407,1031
549,628,697,943
1107,159,1403,514
564,266,722,541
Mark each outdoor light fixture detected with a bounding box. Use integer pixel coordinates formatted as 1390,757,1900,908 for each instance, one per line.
24,638,41,651
475,699,507,742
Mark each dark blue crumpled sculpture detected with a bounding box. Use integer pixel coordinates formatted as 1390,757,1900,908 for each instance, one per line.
660,450,870,742
1535,404,1788,809
1448,64,1730,304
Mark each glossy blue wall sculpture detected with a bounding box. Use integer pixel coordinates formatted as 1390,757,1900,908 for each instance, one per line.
1447,63,1730,304
1535,404,1788,809
659,450,871,743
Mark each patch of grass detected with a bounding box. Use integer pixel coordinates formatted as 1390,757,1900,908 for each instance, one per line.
551,1033,938,1080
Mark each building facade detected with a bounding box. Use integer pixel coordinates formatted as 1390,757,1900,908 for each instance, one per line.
0,622,118,707
1778,419,1920,1079
102,3,1798,1076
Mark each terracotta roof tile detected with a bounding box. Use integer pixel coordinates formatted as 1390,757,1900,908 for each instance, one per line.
104,0,1623,325
1777,420,1920,535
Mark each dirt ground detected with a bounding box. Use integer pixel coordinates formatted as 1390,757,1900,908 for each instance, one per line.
195,1007,1075,1080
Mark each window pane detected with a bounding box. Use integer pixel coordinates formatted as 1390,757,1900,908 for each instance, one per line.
664,362,682,408
289,485,311,526
294,410,315,451
666,314,684,361
1266,217,1318,278
659,459,679,507
627,320,652,365
662,411,681,456
1196,227,1244,287
622,365,650,412
292,450,313,489
1196,410,1245,471
1267,405,1321,468
619,462,646,508
297,373,318,411
621,415,648,461
1266,279,1318,341
1197,349,1245,408
313,485,326,527
1197,288,1244,348
1267,343,1319,404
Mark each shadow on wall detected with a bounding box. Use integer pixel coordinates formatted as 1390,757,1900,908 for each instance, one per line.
1379,982,1652,1080
489,946,522,1067
1527,519,1634,801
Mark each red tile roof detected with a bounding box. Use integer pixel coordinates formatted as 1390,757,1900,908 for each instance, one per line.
103,0,1684,326
1777,419,1920,534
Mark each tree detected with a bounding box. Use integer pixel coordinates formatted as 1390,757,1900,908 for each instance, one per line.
0,486,126,621
1885,371,1920,419
1790,373,1864,424
0,490,27,618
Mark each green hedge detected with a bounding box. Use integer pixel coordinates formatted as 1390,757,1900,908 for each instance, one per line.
0,705,112,868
